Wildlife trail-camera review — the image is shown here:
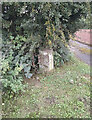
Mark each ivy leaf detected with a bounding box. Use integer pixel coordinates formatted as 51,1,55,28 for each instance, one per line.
25,73,33,78
24,66,30,73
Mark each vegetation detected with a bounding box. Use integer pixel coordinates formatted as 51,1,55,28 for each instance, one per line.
1,2,91,118
2,56,91,118
1,2,91,100
79,2,92,29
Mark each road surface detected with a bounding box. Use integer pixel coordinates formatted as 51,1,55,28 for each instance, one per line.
69,39,92,66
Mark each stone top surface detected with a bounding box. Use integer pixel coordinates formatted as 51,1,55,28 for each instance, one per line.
39,48,53,53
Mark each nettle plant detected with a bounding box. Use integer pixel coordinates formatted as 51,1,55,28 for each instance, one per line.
1,50,25,97
1,34,40,96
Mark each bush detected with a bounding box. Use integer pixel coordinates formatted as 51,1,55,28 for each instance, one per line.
1,35,36,96
1,47,26,97
53,40,71,67
2,2,89,96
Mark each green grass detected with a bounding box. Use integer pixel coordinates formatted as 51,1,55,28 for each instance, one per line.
2,55,91,118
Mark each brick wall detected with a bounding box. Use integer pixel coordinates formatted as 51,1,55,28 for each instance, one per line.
74,29,92,45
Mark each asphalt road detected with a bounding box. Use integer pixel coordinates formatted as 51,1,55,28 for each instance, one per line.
69,39,92,66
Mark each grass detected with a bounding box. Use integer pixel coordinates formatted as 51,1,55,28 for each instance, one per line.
2,55,91,118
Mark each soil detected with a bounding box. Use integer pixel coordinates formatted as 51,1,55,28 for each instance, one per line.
24,75,41,87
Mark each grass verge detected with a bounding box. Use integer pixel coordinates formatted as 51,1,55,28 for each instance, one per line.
2,55,91,118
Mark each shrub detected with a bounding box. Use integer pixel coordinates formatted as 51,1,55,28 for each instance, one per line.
1,50,25,98
1,2,89,96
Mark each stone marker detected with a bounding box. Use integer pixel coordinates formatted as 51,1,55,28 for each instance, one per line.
38,49,54,72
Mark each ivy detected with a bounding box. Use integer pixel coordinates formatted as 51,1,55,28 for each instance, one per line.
1,2,90,96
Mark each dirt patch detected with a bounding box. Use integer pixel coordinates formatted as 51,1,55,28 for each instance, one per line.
44,96,57,105
24,75,41,88
83,74,90,79
78,96,90,112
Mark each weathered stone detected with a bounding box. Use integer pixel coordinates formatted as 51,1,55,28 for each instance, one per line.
38,48,54,72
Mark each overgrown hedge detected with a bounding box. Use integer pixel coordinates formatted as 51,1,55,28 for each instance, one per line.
1,2,90,95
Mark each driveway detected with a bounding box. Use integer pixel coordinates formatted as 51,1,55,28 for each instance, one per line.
69,39,92,66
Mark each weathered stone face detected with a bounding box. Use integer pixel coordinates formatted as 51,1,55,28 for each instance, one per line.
38,49,54,72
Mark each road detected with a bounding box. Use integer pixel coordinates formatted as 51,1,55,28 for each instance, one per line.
69,39,92,66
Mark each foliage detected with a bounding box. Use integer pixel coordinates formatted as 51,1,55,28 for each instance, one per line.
1,47,25,97
2,2,89,95
53,40,70,67
1,34,40,96
78,2,91,29
2,2,88,41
